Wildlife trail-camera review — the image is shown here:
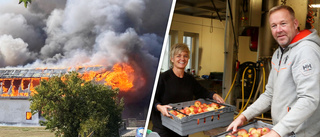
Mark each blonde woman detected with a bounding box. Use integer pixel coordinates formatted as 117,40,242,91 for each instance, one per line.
151,43,224,136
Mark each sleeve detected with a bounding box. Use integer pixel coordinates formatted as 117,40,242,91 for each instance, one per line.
241,58,275,120
192,77,216,100
153,73,165,111
273,45,320,136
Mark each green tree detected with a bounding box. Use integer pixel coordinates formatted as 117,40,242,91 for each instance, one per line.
30,72,124,137
19,0,32,8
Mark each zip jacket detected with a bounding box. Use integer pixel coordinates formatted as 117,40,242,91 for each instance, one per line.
242,29,320,136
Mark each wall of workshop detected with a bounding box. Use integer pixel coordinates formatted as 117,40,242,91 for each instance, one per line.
170,14,257,76
238,36,258,63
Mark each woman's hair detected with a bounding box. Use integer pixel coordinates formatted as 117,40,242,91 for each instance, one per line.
170,43,190,59
269,5,295,20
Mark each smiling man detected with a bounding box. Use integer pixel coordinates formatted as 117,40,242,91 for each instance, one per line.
227,5,320,137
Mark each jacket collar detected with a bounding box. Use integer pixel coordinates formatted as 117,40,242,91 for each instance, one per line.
290,29,312,44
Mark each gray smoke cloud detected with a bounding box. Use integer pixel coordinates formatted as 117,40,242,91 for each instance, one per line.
0,0,172,118
0,0,171,68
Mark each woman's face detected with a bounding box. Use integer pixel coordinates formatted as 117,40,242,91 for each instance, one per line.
171,51,189,70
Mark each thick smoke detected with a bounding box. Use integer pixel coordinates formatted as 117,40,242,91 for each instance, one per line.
0,0,172,119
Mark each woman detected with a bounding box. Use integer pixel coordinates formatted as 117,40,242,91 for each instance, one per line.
151,43,224,136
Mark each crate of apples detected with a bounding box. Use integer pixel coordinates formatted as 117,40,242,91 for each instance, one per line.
215,121,275,137
169,100,226,119
225,127,271,137
161,98,236,136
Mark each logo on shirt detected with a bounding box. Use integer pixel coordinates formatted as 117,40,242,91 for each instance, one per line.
300,60,313,76
302,64,312,71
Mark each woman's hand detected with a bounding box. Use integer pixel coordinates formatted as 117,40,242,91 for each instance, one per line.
213,93,225,103
156,104,172,117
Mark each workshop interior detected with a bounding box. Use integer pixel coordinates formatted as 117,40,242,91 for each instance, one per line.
146,0,320,136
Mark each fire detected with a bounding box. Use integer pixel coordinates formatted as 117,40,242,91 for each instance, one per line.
0,63,135,97
80,63,135,92
0,62,136,97
104,63,134,92
0,77,42,97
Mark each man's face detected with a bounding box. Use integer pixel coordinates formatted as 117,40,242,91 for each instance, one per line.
269,9,299,48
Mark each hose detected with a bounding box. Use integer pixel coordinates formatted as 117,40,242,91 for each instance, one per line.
224,72,238,102
235,66,257,119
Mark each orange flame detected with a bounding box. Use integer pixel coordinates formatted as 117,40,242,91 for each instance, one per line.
104,63,134,92
0,63,135,97
80,63,135,92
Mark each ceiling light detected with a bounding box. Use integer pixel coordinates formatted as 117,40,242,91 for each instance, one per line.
310,4,320,8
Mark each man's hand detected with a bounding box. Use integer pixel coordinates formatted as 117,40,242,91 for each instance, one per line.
226,114,247,134
261,130,280,137
157,104,172,117
213,93,225,103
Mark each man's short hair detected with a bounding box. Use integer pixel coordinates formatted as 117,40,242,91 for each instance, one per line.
269,5,295,20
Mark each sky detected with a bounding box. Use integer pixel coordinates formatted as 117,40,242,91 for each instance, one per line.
0,0,173,119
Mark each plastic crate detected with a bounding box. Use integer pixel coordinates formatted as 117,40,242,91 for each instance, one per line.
214,120,295,137
161,98,236,136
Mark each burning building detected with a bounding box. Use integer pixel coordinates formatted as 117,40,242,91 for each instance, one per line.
0,63,142,125
0,0,172,127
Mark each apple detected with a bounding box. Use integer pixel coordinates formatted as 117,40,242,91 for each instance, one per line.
256,128,262,134
194,101,201,107
185,109,191,115
249,129,261,136
183,107,189,111
225,133,236,137
210,102,220,109
248,127,256,133
207,106,215,111
193,107,199,114
169,110,177,116
249,133,260,137
189,106,195,113
198,107,203,113
176,114,184,119
202,103,208,107
261,127,271,135
237,129,248,135
203,107,209,112
242,133,249,137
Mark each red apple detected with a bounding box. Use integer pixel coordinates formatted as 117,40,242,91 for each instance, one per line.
250,133,260,137
256,128,262,134
202,103,208,107
179,109,185,114
225,133,236,137
183,107,189,111
185,109,191,115
237,129,248,135
261,127,271,135
193,107,199,113
248,127,256,133
194,101,201,107
169,110,177,116
210,102,219,109
198,107,203,113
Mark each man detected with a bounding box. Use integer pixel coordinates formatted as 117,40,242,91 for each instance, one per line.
227,5,320,137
